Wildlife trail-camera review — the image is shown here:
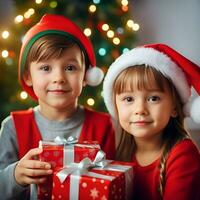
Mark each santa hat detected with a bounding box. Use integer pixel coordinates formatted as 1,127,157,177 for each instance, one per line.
103,43,200,123
19,14,104,100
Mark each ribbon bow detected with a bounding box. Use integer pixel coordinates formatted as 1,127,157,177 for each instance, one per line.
56,150,112,183
54,136,78,145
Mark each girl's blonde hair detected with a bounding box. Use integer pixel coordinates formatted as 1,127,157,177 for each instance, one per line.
113,65,189,197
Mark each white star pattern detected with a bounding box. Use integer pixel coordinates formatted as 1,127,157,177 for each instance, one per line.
101,195,107,200
100,180,104,183
82,182,87,188
90,187,99,199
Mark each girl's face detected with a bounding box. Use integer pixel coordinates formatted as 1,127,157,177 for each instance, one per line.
115,67,177,141
24,45,86,117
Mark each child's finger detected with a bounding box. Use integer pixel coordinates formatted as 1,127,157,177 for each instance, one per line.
22,148,43,160
21,159,51,170
22,176,48,185
23,167,53,177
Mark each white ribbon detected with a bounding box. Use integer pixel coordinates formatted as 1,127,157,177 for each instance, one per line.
56,151,115,200
53,136,101,166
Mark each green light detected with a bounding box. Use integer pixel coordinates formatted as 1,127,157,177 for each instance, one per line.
50,1,57,8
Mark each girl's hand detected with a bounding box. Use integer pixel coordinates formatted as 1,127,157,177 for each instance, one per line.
14,148,53,186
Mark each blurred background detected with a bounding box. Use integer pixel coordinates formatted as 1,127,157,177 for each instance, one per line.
0,0,199,147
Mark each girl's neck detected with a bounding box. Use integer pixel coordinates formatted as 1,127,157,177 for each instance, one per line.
134,135,164,166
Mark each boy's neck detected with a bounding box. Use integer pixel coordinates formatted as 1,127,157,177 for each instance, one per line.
38,104,79,121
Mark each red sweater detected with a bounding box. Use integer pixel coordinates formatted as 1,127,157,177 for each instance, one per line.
132,139,200,200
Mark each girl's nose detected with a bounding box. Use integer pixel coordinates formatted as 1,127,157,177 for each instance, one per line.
134,100,148,115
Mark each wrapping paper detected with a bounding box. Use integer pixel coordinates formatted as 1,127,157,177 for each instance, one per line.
51,154,134,200
37,137,101,200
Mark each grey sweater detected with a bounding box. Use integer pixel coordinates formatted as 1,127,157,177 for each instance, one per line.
0,106,84,200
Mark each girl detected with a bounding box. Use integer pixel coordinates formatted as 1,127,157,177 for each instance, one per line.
103,43,200,200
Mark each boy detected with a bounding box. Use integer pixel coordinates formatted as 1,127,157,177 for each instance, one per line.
0,14,115,200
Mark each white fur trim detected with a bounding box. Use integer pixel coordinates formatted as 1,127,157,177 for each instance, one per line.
103,47,191,119
190,97,200,123
86,67,104,86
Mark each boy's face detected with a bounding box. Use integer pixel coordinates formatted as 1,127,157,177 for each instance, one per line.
24,45,86,117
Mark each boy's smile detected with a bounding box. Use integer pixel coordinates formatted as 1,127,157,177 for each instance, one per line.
24,44,86,119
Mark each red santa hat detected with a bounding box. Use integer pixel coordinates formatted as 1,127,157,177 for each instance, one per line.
19,14,104,100
103,43,200,123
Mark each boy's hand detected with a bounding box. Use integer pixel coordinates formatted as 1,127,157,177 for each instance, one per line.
14,148,53,186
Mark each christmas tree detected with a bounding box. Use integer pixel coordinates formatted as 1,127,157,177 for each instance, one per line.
0,0,139,123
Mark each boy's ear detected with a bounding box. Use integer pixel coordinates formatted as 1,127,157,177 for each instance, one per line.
82,79,87,87
23,71,32,86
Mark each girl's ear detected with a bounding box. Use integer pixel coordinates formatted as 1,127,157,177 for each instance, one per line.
171,108,178,118
23,71,32,86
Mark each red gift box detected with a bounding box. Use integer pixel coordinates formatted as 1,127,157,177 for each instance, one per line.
51,159,134,200
37,138,101,200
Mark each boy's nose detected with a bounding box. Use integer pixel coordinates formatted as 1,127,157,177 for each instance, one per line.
53,70,66,83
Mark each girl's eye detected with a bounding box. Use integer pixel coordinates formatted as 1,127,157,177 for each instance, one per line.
148,96,160,102
65,65,76,71
124,96,134,102
40,65,50,71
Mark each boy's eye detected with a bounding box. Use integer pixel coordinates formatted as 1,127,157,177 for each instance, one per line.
65,65,76,71
148,96,160,102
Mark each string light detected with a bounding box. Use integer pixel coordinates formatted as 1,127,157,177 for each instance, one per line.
113,37,120,45
127,19,134,28
89,5,96,13
121,0,128,6
122,48,129,53
98,48,106,56
5,58,13,66
2,31,9,39
2,50,9,58
84,28,92,36
35,0,43,4
24,12,31,19
14,15,24,24
132,23,140,31
93,0,100,4
28,8,35,15
20,91,28,100
122,5,128,12
49,1,58,8
87,98,95,106
102,24,109,31
107,30,114,38
117,27,124,34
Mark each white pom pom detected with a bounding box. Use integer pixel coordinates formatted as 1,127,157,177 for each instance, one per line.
190,96,200,123
85,67,104,86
